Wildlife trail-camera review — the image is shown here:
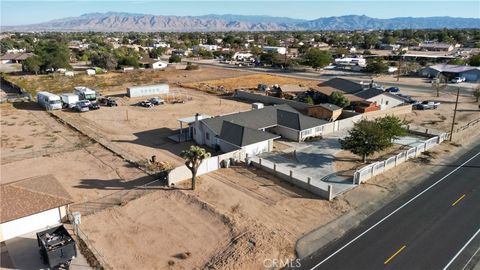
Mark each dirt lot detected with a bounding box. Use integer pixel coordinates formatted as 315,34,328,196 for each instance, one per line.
53,86,251,166
183,73,319,92
0,103,151,205
3,66,245,95
81,191,233,270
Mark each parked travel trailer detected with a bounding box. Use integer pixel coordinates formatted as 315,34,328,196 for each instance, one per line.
127,83,169,98
60,93,79,108
74,86,96,101
37,92,62,110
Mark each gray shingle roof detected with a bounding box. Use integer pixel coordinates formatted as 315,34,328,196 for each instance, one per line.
219,121,279,147
318,78,363,94
201,104,328,135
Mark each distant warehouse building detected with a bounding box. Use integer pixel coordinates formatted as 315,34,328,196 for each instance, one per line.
127,83,169,98
419,64,480,82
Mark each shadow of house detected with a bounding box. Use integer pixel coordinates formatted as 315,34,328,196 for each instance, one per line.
11,102,44,111
74,174,162,191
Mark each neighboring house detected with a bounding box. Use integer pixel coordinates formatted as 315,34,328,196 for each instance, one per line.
1,52,35,64
233,52,253,61
417,43,458,52
193,44,219,52
139,57,168,69
379,44,402,51
192,104,328,155
262,46,287,55
307,103,343,122
318,78,364,94
353,88,405,110
419,64,480,82
0,176,73,242
334,57,367,69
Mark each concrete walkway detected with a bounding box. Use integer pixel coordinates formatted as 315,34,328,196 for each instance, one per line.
259,133,355,197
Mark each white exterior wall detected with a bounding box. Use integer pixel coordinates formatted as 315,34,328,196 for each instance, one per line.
244,141,270,156
152,61,168,69
0,206,65,242
299,125,324,141
127,84,169,98
268,126,299,141
367,94,404,110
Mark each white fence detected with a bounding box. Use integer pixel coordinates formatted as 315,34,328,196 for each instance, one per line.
247,156,333,200
167,150,245,186
353,134,447,184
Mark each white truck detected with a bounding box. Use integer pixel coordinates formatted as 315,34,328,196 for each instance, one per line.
74,86,96,101
37,92,62,110
60,93,79,108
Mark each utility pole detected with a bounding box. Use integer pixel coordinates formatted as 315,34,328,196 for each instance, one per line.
449,87,460,141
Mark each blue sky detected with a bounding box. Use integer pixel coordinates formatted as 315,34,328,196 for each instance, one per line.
1,0,479,26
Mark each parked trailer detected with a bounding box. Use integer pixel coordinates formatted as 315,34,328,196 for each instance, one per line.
127,83,169,98
36,225,77,269
74,86,96,101
60,93,79,108
37,92,62,110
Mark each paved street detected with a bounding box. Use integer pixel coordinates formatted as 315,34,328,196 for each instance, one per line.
296,144,480,270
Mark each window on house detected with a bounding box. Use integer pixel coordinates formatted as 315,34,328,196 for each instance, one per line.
206,132,210,140
386,101,389,105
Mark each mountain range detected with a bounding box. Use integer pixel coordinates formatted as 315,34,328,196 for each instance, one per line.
3,12,480,32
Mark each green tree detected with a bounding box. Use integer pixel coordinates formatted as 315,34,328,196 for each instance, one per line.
304,48,332,69
180,146,211,190
305,96,314,105
366,59,388,74
90,52,117,70
22,55,42,75
169,54,182,63
474,87,480,102
375,116,407,142
468,54,480,66
149,47,167,59
328,91,350,108
447,58,467,65
35,40,71,72
340,120,391,163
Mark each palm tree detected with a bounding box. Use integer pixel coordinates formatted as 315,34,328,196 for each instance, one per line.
180,146,211,190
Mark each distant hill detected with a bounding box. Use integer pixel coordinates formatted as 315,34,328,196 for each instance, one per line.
3,12,480,32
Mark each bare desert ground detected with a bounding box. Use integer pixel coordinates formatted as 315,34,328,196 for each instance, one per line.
52,86,252,166
81,191,233,270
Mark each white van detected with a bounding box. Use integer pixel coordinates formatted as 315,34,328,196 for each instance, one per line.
37,92,62,110
60,93,79,108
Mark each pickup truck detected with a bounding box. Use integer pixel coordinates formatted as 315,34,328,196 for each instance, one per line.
450,77,466,83
414,101,441,110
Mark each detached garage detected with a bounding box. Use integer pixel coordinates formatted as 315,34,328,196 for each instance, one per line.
0,176,73,242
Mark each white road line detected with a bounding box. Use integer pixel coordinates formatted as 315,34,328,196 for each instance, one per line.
462,244,480,270
310,150,480,270
444,228,480,270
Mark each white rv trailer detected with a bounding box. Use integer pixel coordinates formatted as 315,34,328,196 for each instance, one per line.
37,92,62,110
74,86,97,101
60,93,79,108
127,83,169,98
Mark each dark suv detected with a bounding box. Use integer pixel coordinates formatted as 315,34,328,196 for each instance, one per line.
98,97,118,107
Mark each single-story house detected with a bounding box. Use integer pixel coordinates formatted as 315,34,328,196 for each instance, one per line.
1,52,35,64
262,46,287,55
0,176,73,242
353,88,405,110
419,64,480,82
192,104,328,155
417,43,458,52
139,57,168,69
307,103,343,122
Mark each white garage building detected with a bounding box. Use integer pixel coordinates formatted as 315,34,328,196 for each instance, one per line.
0,176,73,242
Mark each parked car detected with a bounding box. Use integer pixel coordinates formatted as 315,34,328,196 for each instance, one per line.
138,100,154,108
385,87,400,93
451,77,466,83
98,97,118,107
89,101,100,110
414,101,441,110
397,94,417,104
150,97,165,105
73,100,90,112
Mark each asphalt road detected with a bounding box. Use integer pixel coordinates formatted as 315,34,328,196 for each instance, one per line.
192,60,476,95
295,144,480,270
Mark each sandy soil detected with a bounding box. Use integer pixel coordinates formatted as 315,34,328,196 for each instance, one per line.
53,86,251,166
1,103,151,205
183,73,319,92
81,191,233,270
5,67,245,95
